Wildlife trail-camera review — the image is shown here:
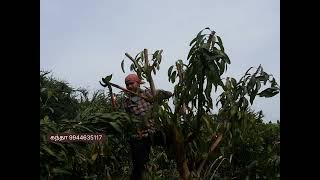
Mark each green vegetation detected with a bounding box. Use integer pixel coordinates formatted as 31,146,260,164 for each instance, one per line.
40,28,279,180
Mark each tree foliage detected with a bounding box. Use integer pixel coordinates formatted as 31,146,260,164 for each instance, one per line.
40,27,280,180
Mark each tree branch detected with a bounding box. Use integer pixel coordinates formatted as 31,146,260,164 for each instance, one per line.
144,49,156,97
196,133,223,175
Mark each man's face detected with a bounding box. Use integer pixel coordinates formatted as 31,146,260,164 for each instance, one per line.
126,81,139,92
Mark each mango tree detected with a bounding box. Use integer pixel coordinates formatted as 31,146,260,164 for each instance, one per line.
100,27,279,179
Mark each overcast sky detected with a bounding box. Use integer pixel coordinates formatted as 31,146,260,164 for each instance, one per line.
40,0,280,122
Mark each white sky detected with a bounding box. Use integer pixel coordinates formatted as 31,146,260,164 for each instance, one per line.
40,0,280,122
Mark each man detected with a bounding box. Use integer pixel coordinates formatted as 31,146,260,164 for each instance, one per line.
123,73,172,180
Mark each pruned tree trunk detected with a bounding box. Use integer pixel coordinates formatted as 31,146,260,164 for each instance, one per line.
144,49,156,97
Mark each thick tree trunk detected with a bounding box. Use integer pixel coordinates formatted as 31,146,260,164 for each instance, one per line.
170,125,190,180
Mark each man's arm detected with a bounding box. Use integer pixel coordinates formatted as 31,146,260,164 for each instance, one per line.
155,89,173,100
144,88,173,101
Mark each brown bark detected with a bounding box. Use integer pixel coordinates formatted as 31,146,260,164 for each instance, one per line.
196,133,223,175
170,125,191,180
144,49,156,97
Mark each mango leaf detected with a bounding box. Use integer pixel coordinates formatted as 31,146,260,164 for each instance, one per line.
231,107,237,117
218,61,225,75
231,78,237,88
190,29,206,46
52,168,72,175
168,65,174,80
249,93,256,105
47,90,53,98
130,64,135,71
103,74,113,83
256,80,261,92
158,50,163,63
170,71,177,83
217,79,224,89
224,53,231,64
134,52,140,60
100,113,116,120
153,50,159,60
271,77,278,87
258,87,279,97
40,87,46,93
243,98,249,109
247,77,256,92
91,153,98,161
247,160,258,169
187,44,197,60
262,72,270,85
121,59,125,73
216,36,224,52
189,37,198,47
99,81,106,87
48,107,54,113
109,122,122,133
205,82,213,101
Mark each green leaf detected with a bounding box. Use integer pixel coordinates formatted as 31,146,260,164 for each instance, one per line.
177,59,183,65
121,59,125,73
156,64,160,70
205,82,212,101
217,79,224,88
91,153,98,161
170,71,177,83
216,36,224,52
212,61,220,77
271,77,278,87
158,50,163,62
109,122,122,133
130,64,135,71
247,160,258,169
225,78,231,89
218,61,225,75
190,29,206,46
99,81,106,87
41,88,46,93
208,63,219,89
262,72,270,85
186,66,196,82
168,65,174,80
47,90,53,98
247,77,256,92
243,98,249,109
224,53,231,64
187,44,197,60
258,88,279,97
52,168,72,175
153,50,159,60
231,107,237,117
136,56,142,63
244,67,253,76
207,97,213,109
190,37,198,46
103,74,113,83
256,80,261,92
231,78,237,88
249,93,256,105
48,107,54,113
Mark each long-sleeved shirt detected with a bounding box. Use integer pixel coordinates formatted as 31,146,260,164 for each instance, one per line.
124,88,172,136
